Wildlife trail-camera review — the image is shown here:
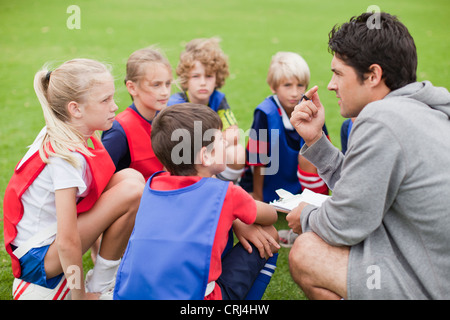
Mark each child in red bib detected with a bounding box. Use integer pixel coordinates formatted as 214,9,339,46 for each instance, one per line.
102,47,172,180
3,59,145,300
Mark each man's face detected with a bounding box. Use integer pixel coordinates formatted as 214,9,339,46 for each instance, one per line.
327,55,372,118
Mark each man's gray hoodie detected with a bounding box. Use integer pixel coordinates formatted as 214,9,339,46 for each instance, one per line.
300,81,450,299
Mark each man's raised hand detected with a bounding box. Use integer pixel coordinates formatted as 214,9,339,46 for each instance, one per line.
290,86,325,146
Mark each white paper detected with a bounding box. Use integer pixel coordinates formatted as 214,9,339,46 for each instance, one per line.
270,188,330,213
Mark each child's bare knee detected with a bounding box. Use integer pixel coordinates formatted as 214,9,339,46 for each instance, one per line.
113,174,145,209
126,178,145,202
120,168,145,184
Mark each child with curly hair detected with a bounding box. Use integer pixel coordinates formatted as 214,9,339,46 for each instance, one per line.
168,37,245,183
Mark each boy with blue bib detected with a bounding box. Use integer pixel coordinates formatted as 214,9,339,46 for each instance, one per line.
114,103,279,300
240,52,329,203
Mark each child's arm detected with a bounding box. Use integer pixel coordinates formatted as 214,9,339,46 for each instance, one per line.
246,109,270,201
55,188,94,300
101,123,129,169
251,166,264,201
254,200,277,225
231,186,279,257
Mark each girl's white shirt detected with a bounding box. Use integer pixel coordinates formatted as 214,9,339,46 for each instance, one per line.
12,127,92,249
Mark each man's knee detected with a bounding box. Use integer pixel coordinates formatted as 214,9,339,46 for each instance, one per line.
289,232,318,272
289,232,349,299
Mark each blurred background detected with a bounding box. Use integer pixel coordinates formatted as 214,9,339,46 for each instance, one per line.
0,0,448,299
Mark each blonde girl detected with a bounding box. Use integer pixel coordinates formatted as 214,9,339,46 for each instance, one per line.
4,59,145,300
101,47,172,180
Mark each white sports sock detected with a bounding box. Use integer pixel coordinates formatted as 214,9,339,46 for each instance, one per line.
86,255,120,293
217,166,244,182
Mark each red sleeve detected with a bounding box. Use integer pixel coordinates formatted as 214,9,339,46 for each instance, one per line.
228,184,257,225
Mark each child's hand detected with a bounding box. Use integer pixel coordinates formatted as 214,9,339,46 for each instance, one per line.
290,86,325,146
223,125,240,146
233,220,279,258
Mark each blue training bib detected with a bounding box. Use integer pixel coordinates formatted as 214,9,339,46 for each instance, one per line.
114,172,229,300
257,97,301,202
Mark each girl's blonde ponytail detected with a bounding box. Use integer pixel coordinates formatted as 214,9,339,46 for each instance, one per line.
33,59,111,167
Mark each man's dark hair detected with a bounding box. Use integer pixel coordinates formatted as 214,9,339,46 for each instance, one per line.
151,103,223,176
328,12,417,91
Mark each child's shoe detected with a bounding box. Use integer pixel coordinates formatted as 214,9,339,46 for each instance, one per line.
278,229,299,248
12,276,71,300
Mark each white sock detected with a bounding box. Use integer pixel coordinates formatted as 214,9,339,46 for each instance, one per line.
86,255,121,293
217,166,244,182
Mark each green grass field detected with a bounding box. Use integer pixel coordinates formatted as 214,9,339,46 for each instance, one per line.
0,0,449,300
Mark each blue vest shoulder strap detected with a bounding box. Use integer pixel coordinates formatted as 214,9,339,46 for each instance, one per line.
168,91,225,113
167,92,187,106
256,96,278,115
208,90,225,112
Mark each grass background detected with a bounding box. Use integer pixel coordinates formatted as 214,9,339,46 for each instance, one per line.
0,0,449,300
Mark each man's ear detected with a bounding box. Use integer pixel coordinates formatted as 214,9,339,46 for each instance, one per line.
67,101,82,119
366,64,384,87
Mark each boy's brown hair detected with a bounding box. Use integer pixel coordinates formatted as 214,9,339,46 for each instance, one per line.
151,103,223,176
175,37,229,91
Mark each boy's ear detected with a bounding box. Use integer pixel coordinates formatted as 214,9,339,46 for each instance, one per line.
198,146,212,167
67,101,82,119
